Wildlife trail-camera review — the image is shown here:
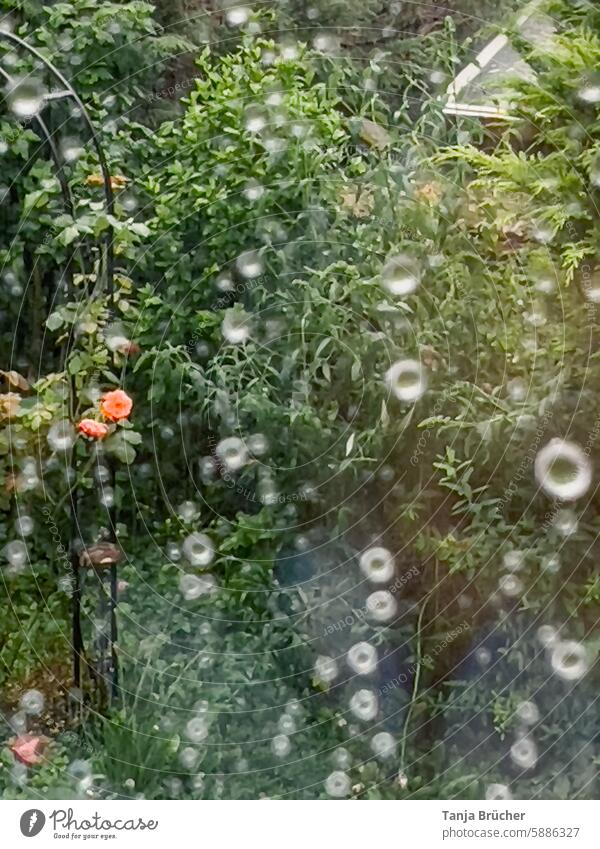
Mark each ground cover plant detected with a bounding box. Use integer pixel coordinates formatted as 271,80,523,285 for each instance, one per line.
0,0,598,801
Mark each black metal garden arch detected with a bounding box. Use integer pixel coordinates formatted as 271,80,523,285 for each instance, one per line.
1,28,121,706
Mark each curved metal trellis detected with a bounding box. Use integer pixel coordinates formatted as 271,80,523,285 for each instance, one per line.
0,30,120,706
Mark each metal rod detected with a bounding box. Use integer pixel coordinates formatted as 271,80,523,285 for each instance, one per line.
0,32,119,699
0,30,115,299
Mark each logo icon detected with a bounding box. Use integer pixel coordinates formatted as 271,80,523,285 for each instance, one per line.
20,810,46,837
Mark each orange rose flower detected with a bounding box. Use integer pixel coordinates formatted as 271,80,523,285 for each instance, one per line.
11,734,49,766
78,419,109,439
100,389,133,422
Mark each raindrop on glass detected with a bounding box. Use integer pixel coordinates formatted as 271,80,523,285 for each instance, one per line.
382,253,421,296
182,533,215,567
534,439,592,501
510,736,538,770
371,732,396,760
14,515,34,537
271,734,291,758
366,590,397,623
185,716,209,743
222,307,252,344
347,642,378,676
324,770,351,798
4,540,27,569
48,420,76,452
216,437,249,472
385,359,427,403
486,783,512,800
349,689,378,721
6,77,44,118
516,701,539,726
177,501,198,522
314,654,338,684
243,179,264,201
236,249,263,279
359,546,395,584
553,508,578,537
20,689,44,715
550,640,588,681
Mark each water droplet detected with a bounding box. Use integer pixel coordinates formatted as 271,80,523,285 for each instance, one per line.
100,486,114,508
551,640,588,681
61,137,84,163
6,77,44,118
516,701,539,726
503,549,525,572
177,501,198,522
243,179,264,201
314,654,338,683
179,747,200,769
510,735,538,770
371,732,396,760
347,642,378,676
332,747,351,769
366,590,397,623
199,456,218,482
216,437,249,472
271,734,291,757
48,419,76,452
279,41,298,61
20,689,44,715
382,253,421,296
4,540,27,569
349,689,378,721
14,515,34,537
486,783,512,800
69,759,92,782
226,5,250,26
235,249,263,279
385,359,427,403
553,508,578,536
313,34,338,55
222,307,252,344
359,547,395,583
475,647,492,666
499,574,523,597
278,713,295,734
537,624,558,647
589,153,600,188
247,433,268,457
534,439,592,501
324,770,351,798
507,378,527,402
185,716,209,743
182,533,215,567
183,573,217,600
578,74,600,105
166,542,181,562
541,554,561,574
244,105,267,134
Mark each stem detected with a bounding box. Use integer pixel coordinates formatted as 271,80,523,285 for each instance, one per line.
399,591,432,772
